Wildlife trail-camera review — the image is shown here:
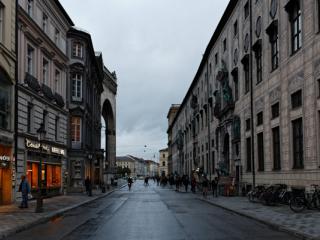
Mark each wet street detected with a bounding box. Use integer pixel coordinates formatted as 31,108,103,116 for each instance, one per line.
6,180,299,240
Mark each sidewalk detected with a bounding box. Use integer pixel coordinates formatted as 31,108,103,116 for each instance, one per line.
0,183,126,240
196,194,320,240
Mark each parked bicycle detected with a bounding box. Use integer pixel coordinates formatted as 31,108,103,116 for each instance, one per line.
290,185,320,213
260,184,291,206
247,185,266,203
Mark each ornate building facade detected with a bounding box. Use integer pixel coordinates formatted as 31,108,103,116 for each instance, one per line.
0,0,16,205
168,0,320,192
67,27,104,191
16,0,73,198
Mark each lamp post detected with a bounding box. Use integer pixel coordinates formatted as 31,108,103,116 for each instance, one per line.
35,123,46,213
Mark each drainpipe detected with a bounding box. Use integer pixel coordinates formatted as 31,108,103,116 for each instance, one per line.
249,0,256,187
14,0,19,174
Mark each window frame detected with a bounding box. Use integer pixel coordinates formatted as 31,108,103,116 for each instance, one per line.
291,89,302,109
27,0,33,17
42,13,48,33
0,82,11,130
72,42,84,58
255,46,263,84
292,118,304,169
290,1,302,54
71,73,82,100
42,58,49,85
271,102,280,119
27,45,35,76
257,112,263,126
71,116,81,143
246,137,252,172
272,127,281,170
244,61,250,94
257,132,264,171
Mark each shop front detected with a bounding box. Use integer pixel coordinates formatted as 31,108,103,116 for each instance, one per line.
25,139,66,197
0,145,12,205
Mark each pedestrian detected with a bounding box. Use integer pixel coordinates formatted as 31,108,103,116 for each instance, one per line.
202,175,208,198
191,176,196,193
175,174,181,192
85,176,92,196
183,175,189,192
211,177,218,197
19,175,30,208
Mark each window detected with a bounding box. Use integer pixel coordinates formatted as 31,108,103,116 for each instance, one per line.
72,42,83,58
55,70,60,93
257,112,263,126
232,70,239,101
42,58,49,85
42,13,48,33
255,46,262,83
54,28,60,46
27,45,34,75
267,20,279,71
71,117,81,142
162,161,165,167
0,5,3,43
0,82,10,130
244,61,250,94
27,0,33,17
246,137,251,172
223,38,227,52
215,53,218,65
72,73,82,100
271,28,279,70
234,20,238,37
272,127,281,170
246,118,251,131
286,0,302,53
162,154,165,158
244,1,249,19
257,132,264,171
292,118,303,169
55,116,59,141
271,102,279,119
291,90,302,109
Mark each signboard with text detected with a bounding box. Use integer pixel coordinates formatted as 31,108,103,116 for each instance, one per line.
25,139,65,156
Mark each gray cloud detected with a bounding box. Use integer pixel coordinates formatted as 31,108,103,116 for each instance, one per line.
60,0,229,160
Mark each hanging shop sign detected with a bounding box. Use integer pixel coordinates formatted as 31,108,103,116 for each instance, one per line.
0,155,10,168
25,139,65,156
51,147,65,156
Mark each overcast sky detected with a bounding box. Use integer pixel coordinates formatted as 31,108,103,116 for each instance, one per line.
60,0,229,161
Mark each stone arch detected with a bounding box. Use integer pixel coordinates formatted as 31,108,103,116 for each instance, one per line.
102,98,116,178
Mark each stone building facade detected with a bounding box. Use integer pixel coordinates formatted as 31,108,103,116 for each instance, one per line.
168,0,320,192
0,0,16,205
67,27,104,191
167,104,180,175
158,148,169,177
16,0,73,198
116,155,147,178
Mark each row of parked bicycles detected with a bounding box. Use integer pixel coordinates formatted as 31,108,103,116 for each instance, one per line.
247,184,320,213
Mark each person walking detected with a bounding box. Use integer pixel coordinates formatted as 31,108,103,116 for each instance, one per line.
211,177,219,197
19,175,30,208
127,177,133,191
85,176,92,196
183,175,189,192
202,175,209,198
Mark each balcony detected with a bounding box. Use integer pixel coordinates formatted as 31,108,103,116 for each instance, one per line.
24,73,41,92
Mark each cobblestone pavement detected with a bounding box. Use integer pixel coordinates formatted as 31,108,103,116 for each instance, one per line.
192,191,320,240
0,181,126,240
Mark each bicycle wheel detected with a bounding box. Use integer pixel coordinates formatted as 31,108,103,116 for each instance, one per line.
290,197,306,213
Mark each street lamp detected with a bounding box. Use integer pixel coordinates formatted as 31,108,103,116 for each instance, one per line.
35,123,46,213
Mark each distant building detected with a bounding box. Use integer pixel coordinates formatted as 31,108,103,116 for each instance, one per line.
145,160,159,177
158,148,168,177
167,104,180,175
0,0,16,205
116,155,149,177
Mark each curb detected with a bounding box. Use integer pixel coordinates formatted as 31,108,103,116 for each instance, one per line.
0,184,127,240
198,197,317,240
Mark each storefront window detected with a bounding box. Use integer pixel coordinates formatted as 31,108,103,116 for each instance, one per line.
27,162,38,189
27,162,61,189
46,165,61,188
